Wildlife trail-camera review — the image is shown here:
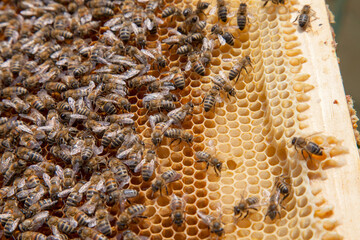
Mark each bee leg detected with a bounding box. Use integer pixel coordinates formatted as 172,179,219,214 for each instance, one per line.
235,73,241,83
280,193,289,204
165,185,169,195
206,162,210,170
301,149,307,160
293,15,299,23
243,210,249,219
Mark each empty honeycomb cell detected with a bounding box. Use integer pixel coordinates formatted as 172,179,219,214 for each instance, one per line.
195,189,208,198
151,225,162,234
194,180,207,189
185,194,196,205
182,158,193,167
161,218,173,228
182,176,194,185
186,227,199,236
299,205,313,218
182,147,193,157
183,184,195,194
162,228,174,238
217,125,229,134
237,108,249,116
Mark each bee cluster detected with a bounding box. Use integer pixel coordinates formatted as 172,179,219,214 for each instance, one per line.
0,0,334,239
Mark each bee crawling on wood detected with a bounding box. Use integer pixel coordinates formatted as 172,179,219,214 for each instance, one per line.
293,5,318,31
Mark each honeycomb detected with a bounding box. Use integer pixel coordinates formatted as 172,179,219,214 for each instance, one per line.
0,0,350,239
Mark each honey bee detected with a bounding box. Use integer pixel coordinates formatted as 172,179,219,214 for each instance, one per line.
92,7,115,19
78,226,107,240
37,89,56,110
77,5,92,25
80,174,105,201
105,94,131,112
170,194,186,227
107,189,139,208
2,202,24,237
229,55,253,82
44,82,68,92
200,38,214,67
217,0,228,22
264,190,282,220
50,145,72,164
47,216,77,234
102,170,118,194
128,74,157,89
25,94,45,112
16,147,45,163
123,230,145,240
141,42,167,70
202,85,221,112
24,169,41,189
17,231,47,240
294,5,316,31
151,169,182,196
211,24,235,46
18,132,41,151
18,211,49,232
126,46,148,64
59,182,85,207
237,3,250,30
38,43,62,60
80,193,103,215
73,61,94,78
151,122,166,146
162,6,182,18
168,67,185,90
65,207,92,227
164,128,194,145
234,194,260,220
73,38,92,57
10,54,23,74
54,15,70,30
95,209,112,236
108,157,131,188
198,209,224,237
176,44,193,55
211,72,236,98
291,135,324,160
143,92,176,113
273,174,291,204
186,53,205,76
135,149,158,181
263,0,285,7
117,204,147,230
4,19,20,44
164,102,194,130
2,96,30,114
96,97,117,115
162,31,192,50
0,86,28,97
75,21,101,37
23,186,46,209
196,151,223,176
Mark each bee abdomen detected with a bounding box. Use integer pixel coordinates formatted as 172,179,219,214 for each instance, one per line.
237,15,247,30
218,6,227,22
299,14,309,28
193,62,205,76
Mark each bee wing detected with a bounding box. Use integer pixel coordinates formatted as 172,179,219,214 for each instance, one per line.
80,201,96,215
88,218,97,228
2,99,16,109
105,17,123,28
165,172,182,184
31,211,50,230
0,59,11,68
116,148,133,159
96,178,106,191
134,159,146,173
141,49,155,59
5,186,15,197
197,211,214,226
17,177,26,188
143,92,165,103
55,165,64,179
8,218,20,233
71,140,84,155
217,34,226,46
42,173,52,187
79,181,91,194
209,6,217,15
0,157,12,173
58,188,73,198
144,18,153,30
185,60,192,71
